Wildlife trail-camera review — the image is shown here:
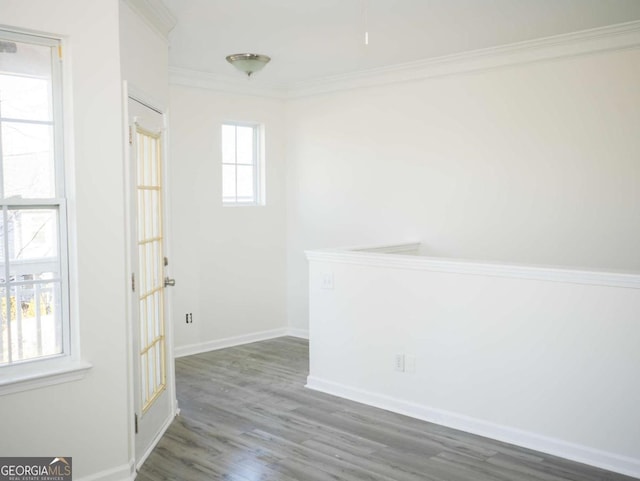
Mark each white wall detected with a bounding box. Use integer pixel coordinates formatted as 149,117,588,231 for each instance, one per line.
169,86,287,355
0,1,130,479
119,1,170,108
307,248,640,476
286,48,640,332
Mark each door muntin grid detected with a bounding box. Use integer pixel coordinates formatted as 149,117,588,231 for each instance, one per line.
135,126,166,413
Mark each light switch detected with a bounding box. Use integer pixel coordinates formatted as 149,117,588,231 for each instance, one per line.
321,272,334,289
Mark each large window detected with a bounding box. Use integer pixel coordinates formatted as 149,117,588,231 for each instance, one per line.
221,122,264,205
0,30,68,367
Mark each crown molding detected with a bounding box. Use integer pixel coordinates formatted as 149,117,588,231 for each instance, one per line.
288,20,640,98
169,20,640,99
121,0,177,39
169,67,287,99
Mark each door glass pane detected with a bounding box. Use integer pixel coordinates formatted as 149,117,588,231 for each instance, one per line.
151,191,159,238
144,136,152,186
137,191,144,242
137,245,146,295
156,345,161,386
144,190,152,239
135,127,166,412
149,348,156,396
150,140,158,187
139,298,146,343
154,292,160,338
147,296,153,345
146,243,153,291
154,242,162,288
141,353,148,400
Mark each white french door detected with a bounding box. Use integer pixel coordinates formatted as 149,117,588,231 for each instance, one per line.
128,96,174,467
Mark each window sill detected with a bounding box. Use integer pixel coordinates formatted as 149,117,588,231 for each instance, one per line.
0,358,92,396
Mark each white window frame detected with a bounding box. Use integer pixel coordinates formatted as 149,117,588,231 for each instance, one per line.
0,29,90,396
221,121,265,206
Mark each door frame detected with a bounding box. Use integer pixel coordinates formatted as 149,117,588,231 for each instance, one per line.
122,81,177,473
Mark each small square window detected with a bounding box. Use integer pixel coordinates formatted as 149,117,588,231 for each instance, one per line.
221,122,264,205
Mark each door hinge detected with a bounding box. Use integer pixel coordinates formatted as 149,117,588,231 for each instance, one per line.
129,126,133,145
131,273,135,292
134,413,138,434
58,45,63,60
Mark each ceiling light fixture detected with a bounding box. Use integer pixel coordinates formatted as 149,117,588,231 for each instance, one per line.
225,53,271,77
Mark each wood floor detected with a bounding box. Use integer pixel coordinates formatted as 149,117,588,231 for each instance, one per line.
137,337,636,481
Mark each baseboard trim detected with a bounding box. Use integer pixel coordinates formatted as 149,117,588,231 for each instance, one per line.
306,376,640,479
174,328,289,358
80,409,178,481
74,462,134,481
286,328,309,339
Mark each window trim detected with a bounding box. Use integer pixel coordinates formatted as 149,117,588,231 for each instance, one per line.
0,28,89,393
221,121,264,206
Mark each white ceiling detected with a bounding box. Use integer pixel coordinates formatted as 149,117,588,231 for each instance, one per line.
162,0,640,87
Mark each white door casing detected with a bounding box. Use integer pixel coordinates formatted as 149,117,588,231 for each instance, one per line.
127,94,175,469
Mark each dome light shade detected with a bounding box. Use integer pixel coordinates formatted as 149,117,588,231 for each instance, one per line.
226,53,271,77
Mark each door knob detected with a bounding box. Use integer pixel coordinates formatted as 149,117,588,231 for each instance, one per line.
164,277,176,287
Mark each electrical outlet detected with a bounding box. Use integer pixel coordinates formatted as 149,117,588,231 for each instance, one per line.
394,353,405,372
185,313,193,324
321,272,334,290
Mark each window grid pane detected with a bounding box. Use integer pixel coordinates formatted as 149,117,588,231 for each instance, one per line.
0,42,53,123
1,122,55,199
0,207,63,365
221,122,261,205
0,31,67,367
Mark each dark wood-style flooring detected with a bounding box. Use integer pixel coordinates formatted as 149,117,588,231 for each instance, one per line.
137,337,636,481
